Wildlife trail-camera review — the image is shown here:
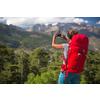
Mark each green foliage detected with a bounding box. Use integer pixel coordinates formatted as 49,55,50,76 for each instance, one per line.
48,62,61,72
6,65,21,84
39,71,59,84
39,67,48,73
0,42,30,84
52,50,60,62
0,43,15,72
29,48,50,75
81,51,100,84
18,43,30,83
30,48,50,67
95,65,100,83
1,42,100,84
33,74,42,84
24,73,35,84
0,71,11,84
80,75,87,84
25,71,59,84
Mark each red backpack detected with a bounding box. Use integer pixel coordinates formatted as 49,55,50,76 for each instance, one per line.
61,34,89,82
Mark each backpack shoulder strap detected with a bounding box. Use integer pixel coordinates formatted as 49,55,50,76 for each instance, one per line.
63,43,70,63
63,53,66,62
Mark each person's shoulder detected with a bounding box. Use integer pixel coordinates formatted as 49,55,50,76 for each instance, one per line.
63,43,69,46
63,43,69,48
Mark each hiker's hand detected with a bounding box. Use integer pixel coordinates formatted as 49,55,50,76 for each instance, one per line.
53,33,58,40
61,34,65,38
61,34,67,41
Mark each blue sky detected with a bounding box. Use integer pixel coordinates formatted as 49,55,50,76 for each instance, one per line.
0,17,100,28
76,17,100,26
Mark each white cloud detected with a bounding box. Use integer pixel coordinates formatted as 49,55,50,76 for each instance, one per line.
0,17,89,27
96,21,100,24
85,20,89,23
52,23,57,26
73,18,84,23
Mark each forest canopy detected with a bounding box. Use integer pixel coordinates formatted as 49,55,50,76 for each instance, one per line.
0,42,100,84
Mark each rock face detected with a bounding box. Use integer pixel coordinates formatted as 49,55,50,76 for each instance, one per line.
8,23,100,37
26,24,47,32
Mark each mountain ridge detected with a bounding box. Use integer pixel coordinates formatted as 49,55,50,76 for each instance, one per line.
0,22,100,53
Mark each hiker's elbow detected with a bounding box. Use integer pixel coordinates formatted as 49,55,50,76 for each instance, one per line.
52,43,54,47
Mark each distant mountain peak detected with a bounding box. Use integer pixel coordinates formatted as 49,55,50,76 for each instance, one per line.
9,24,25,31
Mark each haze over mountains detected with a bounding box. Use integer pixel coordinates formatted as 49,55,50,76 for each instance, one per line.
9,22,100,37
0,22,100,53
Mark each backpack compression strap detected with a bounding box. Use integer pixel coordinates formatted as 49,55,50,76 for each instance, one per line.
61,54,69,82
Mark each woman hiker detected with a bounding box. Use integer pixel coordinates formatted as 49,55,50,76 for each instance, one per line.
52,30,79,84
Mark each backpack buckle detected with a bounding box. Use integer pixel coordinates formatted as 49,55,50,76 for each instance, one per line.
62,70,65,73
83,49,85,52
82,49,85,54
78,53,81,56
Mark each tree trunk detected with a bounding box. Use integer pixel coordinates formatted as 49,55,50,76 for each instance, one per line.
21,44,23,84
38,58,40,68
37,58,40,74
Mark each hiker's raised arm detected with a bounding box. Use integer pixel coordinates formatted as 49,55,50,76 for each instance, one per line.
52,33,63,49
